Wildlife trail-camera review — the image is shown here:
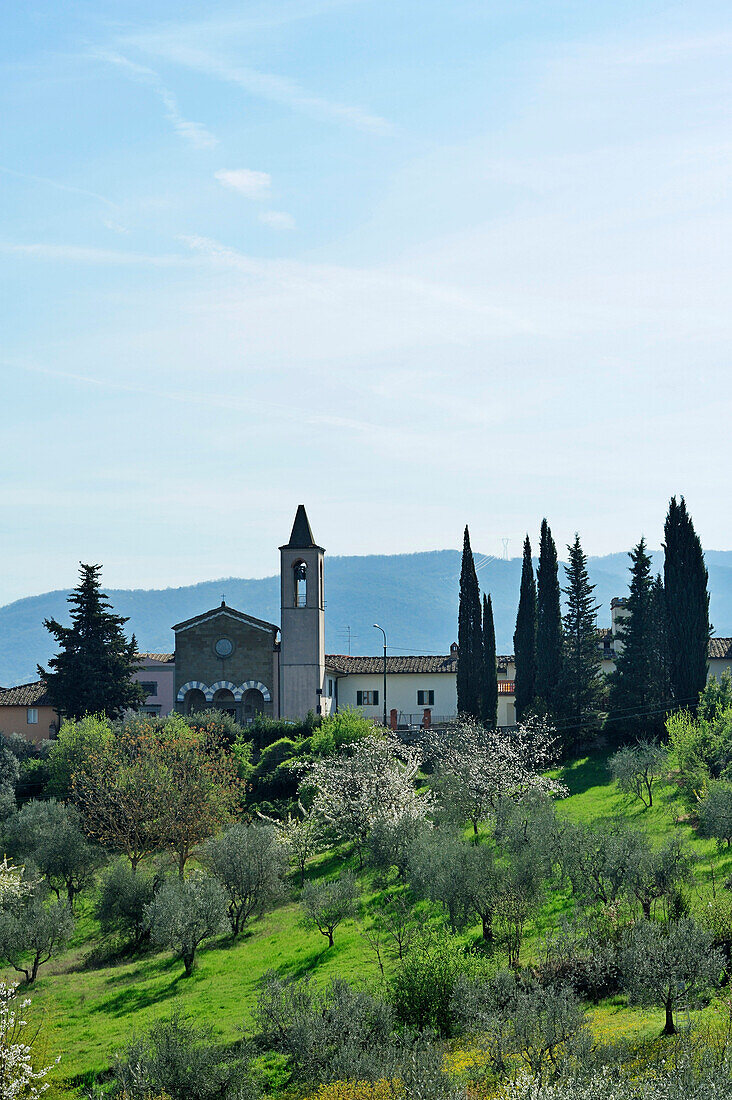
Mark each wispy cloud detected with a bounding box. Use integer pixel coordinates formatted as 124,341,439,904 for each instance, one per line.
0,242,186,265
127,41,392,135
259,210,296,230
0,165,117,208
214,168,271,198
92,50,218,149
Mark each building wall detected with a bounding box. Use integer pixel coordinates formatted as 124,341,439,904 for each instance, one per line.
332,669,516,727
174,610,277,717
133,659,175,716
0,705,59,744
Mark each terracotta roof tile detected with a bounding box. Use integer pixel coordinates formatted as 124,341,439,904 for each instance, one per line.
136,653,175,663
709,638,732,659
0,681,52,707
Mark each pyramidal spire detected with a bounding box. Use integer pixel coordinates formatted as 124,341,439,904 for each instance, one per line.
286,505,316,549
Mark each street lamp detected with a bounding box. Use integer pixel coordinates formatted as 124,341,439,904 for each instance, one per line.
373,624,387,728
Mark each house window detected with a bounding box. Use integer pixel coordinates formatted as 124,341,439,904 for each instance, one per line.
357,690,379,706
417,690,434,707
27,708,38,724
328,678,334,697
140,681,158,697
140,705,162,716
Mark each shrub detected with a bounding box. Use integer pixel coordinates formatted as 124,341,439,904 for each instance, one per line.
390,932,469,1036
698,780,732,847
253,971,393,1082
113,1010,253,1100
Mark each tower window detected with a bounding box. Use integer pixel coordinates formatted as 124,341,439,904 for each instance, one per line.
294,561,308,607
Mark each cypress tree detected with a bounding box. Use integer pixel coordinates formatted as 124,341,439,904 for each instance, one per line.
482,593,498,730
536,519,563,718
561,533,601,736
663,496,711,710
649,573,672,735
608,538,655,740
38,563,144,720
513,535,537,722
457,526,483,719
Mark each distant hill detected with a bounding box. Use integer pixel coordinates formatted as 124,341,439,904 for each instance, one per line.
3,549,732,688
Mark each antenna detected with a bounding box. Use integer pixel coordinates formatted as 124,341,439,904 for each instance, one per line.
501,538,510,561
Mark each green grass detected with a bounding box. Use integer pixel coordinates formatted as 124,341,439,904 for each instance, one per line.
16,754,732,1095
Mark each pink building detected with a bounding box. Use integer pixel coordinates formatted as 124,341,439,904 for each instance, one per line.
132,654,176,716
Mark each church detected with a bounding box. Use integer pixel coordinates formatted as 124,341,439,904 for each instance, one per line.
168,505,515,727
173,505,328,724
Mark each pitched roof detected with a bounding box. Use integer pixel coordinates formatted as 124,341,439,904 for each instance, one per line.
0,681,52,707
136,653,175,664
709,638,732,659
172,603,278,635
281,505,323,550
325,653,514,675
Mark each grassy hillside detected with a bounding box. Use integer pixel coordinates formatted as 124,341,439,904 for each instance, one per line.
18,749,732,1097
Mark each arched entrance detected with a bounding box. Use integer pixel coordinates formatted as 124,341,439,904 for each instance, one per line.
184,687,206,715
212,688,237,718
242,688,265,720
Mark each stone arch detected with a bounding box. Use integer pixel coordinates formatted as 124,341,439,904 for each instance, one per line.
176,680,210,703
208,679,242,702
239,679,271,703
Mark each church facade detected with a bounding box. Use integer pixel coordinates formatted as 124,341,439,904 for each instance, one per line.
172,505,329,723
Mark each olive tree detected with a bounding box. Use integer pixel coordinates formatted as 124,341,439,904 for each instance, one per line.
620,917,723,1035
260,807,322,885
96,860,157,948
3,799,100,908
145,873,228,976
698,780,732,847
609,740,666,809
201,822,287,936
300,872,358,947
0,891,74,983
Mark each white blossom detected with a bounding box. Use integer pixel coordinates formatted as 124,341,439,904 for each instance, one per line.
428,716,567,833
0,982,57,1099
303,733,433,858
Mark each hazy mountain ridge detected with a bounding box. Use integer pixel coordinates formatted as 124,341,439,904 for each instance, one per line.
3,549,732,688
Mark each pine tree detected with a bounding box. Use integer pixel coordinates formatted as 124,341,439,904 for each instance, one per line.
663,496,711,710
536,519,563,718
457,526,483,719
513,535,537,722
561,533,601,736
608,538,656,740
38,564,144,720
482,593,498,730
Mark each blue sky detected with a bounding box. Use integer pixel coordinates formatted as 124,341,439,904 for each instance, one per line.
1,1,731,605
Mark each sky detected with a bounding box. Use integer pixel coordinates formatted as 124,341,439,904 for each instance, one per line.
1,0,731,606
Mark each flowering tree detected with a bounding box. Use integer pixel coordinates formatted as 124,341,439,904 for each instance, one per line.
0,982,56,1098
0,860,28,903
260,806,323,885
302,733,433,865
428,717,565,835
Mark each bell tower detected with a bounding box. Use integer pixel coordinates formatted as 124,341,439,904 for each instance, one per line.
279,505,326,720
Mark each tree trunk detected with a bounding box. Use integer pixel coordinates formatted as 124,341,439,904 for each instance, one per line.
328,929,334,947
183,950,194,976
663,998,676,1036
177,850,186,880
481,914,493,941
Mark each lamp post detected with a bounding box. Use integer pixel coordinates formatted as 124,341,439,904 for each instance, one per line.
373,623,387,728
